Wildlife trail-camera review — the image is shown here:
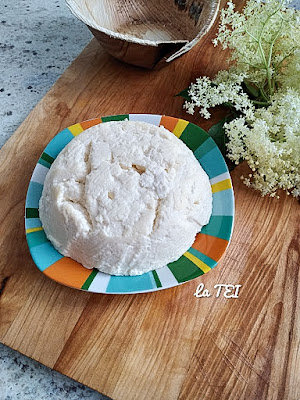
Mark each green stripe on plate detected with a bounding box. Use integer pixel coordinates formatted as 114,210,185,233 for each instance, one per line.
82,269,98,290
201,215,233,241
152,270,162,288
101,114,129,122
41,152,55,165
168,255,204,283
179,123,208,152
26,208,39,218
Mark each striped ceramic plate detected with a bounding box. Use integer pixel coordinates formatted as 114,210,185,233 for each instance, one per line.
25,114,234,294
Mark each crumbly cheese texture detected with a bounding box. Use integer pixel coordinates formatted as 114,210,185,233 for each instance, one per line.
39,121,212,276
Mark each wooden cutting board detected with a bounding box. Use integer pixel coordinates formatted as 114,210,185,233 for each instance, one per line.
1,1,299,399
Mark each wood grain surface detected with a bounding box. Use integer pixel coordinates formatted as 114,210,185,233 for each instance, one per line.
0,1,299,399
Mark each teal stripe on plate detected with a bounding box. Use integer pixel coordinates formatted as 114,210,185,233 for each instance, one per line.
194,137,217,161
200,147,228,179
106,271,156,293
44,128,74,159
25,181,43,209
212,189,234,216
38,158,51,169
188,247,217,269
168,255,204,283
25,218,42,229
200,215,233,241
102,114,129,123
30,242,63,271
27,230,48,248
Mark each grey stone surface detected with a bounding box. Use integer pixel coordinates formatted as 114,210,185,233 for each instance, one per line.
0,0,92,149
0,344,110,400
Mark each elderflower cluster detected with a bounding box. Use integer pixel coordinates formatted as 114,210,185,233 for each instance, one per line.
183,0,300,198
213,0,300,89
226,89,300,197
278,48,300,92
184,71,255,119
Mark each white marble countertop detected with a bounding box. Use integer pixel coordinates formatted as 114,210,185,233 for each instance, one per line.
0,0,299,399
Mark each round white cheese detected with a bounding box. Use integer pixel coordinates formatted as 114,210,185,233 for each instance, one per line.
39,120,212,276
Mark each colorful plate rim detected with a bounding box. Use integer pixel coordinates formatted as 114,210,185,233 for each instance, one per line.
25,114,235,294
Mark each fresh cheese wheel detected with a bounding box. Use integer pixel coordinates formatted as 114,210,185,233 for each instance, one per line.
39,120,212,275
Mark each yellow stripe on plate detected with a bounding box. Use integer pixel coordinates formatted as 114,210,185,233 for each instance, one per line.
184,251,211,273
211,178,232,193
68,123,84,136
26,227,44,234
172,119,189,138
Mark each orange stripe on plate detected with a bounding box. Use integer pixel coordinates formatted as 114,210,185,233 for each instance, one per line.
192,233,229,262
160,116,179,133
80,118,102,130
44,257,92,288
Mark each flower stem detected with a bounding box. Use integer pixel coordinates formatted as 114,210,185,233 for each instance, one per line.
252,100,271,106
259,87,269,102
256,0,284,97
258,39,273,96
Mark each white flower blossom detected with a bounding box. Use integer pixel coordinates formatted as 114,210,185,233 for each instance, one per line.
184,71,255,119
183,0,300,198
226,90,300,197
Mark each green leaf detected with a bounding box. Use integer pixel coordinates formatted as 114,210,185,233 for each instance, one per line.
207,118,227,156
176,88,191,101
243,79,260,98
207,116,237,171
